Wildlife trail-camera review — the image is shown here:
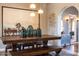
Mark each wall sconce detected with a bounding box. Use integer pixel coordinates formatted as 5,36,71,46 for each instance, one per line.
66,19,69,21
64,16,69,21
76,17,79,21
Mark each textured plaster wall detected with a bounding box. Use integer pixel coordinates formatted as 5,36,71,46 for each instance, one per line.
47,3,79,46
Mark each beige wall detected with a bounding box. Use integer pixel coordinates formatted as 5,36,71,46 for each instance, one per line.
40,4,48,35
0,3,48,37
3,7,38,29
47,3,79,45
47,3,79,35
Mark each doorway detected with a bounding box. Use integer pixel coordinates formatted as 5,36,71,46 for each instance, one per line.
57,6,79,55
60,6,79,44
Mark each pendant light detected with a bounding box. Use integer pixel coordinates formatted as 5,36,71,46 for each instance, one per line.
30,4,36,9
38,9,44,14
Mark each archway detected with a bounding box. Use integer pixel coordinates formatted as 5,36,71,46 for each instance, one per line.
57,6,79,55
58,6,79,41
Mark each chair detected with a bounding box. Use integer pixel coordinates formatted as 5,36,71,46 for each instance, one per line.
21,27,27,38
27,25,33,37
34,28,43,47
61,34,71,47
22,25,35,49
33,29,37,37
4,28,21,55
22,26,43,49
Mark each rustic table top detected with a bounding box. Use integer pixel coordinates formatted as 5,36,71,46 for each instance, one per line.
2,35,61,44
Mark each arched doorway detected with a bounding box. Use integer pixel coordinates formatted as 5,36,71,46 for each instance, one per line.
58,6,79,55
58,6,79,43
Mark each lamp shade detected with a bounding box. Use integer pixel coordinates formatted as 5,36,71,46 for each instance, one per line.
38,9,44,14
76,16,79,21
30,4,36,9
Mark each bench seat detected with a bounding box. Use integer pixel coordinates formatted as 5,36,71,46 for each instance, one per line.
9,46,62,56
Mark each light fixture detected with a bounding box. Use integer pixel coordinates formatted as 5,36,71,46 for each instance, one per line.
64,16,69,20
69,14,76,20
76,16,79,21
29,3,44,28
38,9,44,14
30,12,35,16
30,4,36,9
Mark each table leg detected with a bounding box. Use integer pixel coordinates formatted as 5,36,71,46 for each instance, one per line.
55,48,62,56
43,40,48,47
12,44,17,51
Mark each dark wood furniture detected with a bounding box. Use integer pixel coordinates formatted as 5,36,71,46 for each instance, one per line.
22,26,42,49
10,46,61,56
2,35,62,56
3,28,21,55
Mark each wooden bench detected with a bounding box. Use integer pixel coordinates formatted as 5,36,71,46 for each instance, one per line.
9,46,62,56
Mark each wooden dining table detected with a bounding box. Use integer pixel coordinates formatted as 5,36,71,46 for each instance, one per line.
2,35,62,56
2,35,61,43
